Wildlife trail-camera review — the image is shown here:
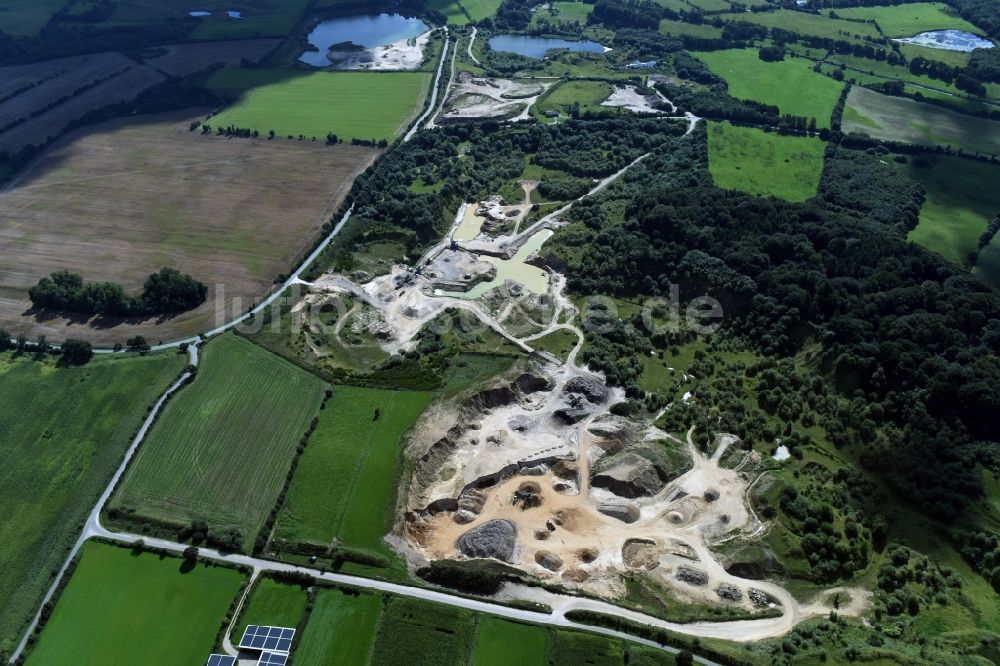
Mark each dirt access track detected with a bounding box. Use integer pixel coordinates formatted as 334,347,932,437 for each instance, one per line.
0,110,377,344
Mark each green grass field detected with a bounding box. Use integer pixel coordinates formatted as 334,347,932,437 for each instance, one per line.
548,630,625,665
528,328,580,362
694,49,845,127
275,386,432,552
721,9,881,43
659,18,723,39
429,0,469,25
833,2,985,37
207,69,432,142
112,334,326,544
295,588,381,666
843,86,1000,155
0,351,185,656
232,577,308,641
685,0,731,11
460,0,502,21
535,80,615,120
0,0,63,35
370,596,475,666
473,617,548,666
25,542,244,666
530,1,594,27
707,122,826,202
902,155,1000,267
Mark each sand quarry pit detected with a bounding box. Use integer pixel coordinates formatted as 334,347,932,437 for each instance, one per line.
400,363,775,610
438,73,552,122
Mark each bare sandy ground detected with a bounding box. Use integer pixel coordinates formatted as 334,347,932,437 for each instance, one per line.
329,31,431,71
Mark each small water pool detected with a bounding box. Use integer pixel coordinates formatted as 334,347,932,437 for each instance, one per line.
300,13,429,67
488,34,607,59
895,29,994,52
442,230,553,299
189,9,245,19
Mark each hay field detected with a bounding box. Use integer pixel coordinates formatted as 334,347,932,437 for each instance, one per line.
111,334,327,544
0,53,165,156
834,2,985,37
0,351,185,657
707,122,826,202
694,49,845,127
0,111,377,345
24,542,244,666
207,69,432,142
843,86,1000,155
141,39,281,77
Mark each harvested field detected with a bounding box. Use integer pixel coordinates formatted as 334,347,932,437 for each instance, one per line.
843,85,1000,155
0,52,165,156
24,542,244,666
110,334,327,544
141,39,281,77
0,110,377,344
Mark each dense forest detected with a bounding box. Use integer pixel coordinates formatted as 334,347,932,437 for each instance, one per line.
542,123,1000,520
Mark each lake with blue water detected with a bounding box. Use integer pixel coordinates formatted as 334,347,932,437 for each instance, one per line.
488,34,607,59
300,13,429,67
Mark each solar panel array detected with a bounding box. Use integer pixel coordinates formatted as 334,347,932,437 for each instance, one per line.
258,652,288,666
206,655,236,666
238,625,295,654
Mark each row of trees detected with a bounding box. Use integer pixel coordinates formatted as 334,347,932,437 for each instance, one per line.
29,267,207,317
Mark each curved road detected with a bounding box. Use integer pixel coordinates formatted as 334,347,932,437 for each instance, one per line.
467,26,481,65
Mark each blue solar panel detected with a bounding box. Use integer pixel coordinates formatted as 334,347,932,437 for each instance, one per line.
206,655,236,666
239,625,295,654
258,652,287,666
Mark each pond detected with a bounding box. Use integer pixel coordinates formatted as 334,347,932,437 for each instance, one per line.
300,13,429,67
488,34,607,59
189,9,243,18
442,229,554,299
894,29,994,52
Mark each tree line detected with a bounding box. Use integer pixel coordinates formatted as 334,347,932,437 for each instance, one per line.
29,267,207,317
